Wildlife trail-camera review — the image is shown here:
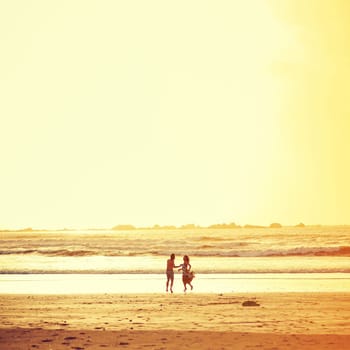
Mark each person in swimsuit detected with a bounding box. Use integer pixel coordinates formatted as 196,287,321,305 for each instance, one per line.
178,255,194,292
166,253,179,293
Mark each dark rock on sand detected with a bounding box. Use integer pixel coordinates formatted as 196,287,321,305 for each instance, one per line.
242,300,260,307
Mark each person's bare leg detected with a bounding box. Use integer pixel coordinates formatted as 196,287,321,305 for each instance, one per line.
166,277,169,292
170,277,174,293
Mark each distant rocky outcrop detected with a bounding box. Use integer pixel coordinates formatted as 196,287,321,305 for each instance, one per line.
270,223,282,228
295,222,305,227
208,223,239,229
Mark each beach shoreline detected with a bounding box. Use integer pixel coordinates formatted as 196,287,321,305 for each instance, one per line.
1,292,350,349
2,273,350,294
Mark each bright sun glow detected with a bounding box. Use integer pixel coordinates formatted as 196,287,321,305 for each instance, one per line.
0,1,349,229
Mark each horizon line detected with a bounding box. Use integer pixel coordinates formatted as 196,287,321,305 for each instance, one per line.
1,222,350,232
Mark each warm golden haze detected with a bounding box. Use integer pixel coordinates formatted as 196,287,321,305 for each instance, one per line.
0,1,349,229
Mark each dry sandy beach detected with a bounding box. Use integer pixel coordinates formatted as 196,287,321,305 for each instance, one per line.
1,293,350,349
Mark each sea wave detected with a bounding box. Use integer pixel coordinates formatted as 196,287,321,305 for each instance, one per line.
1,246,350,257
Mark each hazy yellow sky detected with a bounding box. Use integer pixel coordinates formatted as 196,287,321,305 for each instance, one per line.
1,1,349,229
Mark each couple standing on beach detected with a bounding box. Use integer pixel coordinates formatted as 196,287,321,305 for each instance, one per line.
166,254,195,293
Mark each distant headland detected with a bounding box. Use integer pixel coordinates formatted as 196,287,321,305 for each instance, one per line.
2,222,349,232
111,222,304,230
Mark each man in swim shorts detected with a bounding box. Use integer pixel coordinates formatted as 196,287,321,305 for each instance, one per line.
166,253,179,293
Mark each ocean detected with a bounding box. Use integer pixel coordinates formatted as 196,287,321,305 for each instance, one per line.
1,226,349,293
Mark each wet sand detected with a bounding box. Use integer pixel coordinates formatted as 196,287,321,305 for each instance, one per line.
1,293,350,349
